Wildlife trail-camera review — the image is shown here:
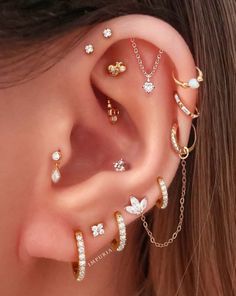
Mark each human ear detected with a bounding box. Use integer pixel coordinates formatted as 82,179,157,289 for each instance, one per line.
19,14,198,266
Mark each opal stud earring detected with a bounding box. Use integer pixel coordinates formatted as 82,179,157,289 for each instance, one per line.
107,62,127,77
85,44,94,54
91,223,105,237
51,150,61,183
103,28,112,38
113,159,127,172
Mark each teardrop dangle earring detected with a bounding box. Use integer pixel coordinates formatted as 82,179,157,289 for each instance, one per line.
51,150,62,183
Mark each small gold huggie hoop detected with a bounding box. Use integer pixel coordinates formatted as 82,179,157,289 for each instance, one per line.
172,66,203,89
111,211,126,252
72,231,86,281
171,123,197,159
156,177,168,209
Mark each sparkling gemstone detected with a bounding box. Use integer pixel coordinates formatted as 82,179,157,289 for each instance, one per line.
188,78,200,89
103,28,112,38
79,247,84,253
51,168,61,183
52,151,61,161
114,159,126,172
143,81,155,93
85,44,94,54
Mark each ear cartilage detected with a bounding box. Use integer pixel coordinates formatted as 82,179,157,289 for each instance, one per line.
85,44,94,54
174,92,200,119
103,28,112,38
72,231,86,281
107,99,120,124
91,223,105,237
107,62,127,77
51,150,61,183
125,196,148,215
172,66,203,89
113,159,127,172
112,212,126,252
156,177,168,209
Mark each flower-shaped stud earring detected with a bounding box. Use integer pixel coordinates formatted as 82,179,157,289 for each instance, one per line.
125,196,148,215
91,223,105,237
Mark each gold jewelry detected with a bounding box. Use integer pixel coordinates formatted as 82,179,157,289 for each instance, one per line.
173,66,203,89
112,211,126,252
107,99,120,124
171,123,197,159
130,38,163,94
107,62,126,76
51,150,61,183
156,177,168,209
141,159,187,248
174,92,200,119
72,231,86,281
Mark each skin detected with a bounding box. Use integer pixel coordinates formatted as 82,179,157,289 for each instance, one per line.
0,15,198,295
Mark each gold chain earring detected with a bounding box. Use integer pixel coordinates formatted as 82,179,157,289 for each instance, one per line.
107,99,120,124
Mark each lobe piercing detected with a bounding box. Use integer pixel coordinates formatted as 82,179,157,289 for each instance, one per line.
113,159,127,172
156,177,168,209
103,28,112,38
51,150,61,183
112,211,126,252
72,231,86,281
172,66,203,89
125,196,148,215
85,44,94,54
91,223,105,237
107,62,127,77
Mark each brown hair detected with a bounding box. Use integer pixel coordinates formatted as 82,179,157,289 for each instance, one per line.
0,1,235,295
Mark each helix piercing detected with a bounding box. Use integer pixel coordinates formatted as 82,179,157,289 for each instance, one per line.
172,66,203,89
72,231,86,281
51,150,62,183
103,28,112,38
111,211,126,252
174,92,200,119
85,44,94,54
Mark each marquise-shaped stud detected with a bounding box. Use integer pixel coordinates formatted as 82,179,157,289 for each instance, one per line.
125,196,148,215
51,167,61,183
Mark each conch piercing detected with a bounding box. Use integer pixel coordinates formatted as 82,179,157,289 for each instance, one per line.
91,223,105,237
85,44,94,54
174,92,200,119
72,231,86,281
112,211,126,252
107,62,127,77
171,123,197,159
172,66,203,89
125,196,148,215
113,159,127,172
156,177,168,209
103,28,112,38
51,150,62,183
107,99,120,124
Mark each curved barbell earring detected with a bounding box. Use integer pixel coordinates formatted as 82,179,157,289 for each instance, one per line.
171,123,197,159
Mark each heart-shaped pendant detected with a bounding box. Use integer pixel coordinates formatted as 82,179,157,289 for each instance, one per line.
143,81,155,94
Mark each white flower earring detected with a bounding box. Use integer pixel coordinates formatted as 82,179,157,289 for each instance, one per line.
125,196,148,215
91,223,105,237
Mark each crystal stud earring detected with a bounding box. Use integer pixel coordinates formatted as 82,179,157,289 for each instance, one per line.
91,223,105,237
103,28,112,38
51,150,62,184
85,44,94,54
125,196,148,215
113,159,127,172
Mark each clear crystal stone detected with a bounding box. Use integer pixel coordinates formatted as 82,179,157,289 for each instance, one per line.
85,44,94,54
143,81,155,93
52,151,61,161
103,28,112,38
51,168,61,183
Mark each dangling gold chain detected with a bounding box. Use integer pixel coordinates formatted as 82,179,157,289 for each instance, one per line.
141,159,187,248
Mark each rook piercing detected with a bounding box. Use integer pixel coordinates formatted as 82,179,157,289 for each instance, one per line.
51,150,61,183
113,159,127,172
112,211,126,252
125,196,148,215
171,123,197,159
174,92,200,119
156,177,168,209
107,99,120,124
107,62,127,77
72,231,86,281
103,28,112,38
172,66,203,89
91,223,105,237
85,44,94,54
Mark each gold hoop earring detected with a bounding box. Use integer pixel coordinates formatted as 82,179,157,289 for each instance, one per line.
173,66,203,89
111,211,126,252
72,231,86,281
156,177,168,209
174,92,200,119
171,123,197,159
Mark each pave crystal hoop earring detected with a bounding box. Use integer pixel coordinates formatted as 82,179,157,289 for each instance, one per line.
156,177,168,209
72,231,86,281
111,211,126,252
51,150,62,183
171,123,197,159
173,66,203,89
174,92,200,119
